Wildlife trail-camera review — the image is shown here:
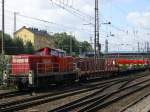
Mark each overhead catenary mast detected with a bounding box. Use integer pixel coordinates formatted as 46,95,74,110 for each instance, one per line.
138,42,140,53
1,0,4,54
94,0,100,58
105,39,108,53
14,12,17,38
147,41,149,53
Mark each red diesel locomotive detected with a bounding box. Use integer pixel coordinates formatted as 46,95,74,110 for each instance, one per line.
7,47,149,89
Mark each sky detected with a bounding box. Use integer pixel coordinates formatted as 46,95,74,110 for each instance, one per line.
1,0,150,52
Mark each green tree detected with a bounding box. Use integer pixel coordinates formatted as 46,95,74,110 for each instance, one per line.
0,31,15,55
24,41,34,54
13,37,24,54
52,32,75,54
81,41,93,52
52,32,93,56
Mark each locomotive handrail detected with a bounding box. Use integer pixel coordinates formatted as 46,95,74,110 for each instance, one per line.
36,62,59,74
36,62,76,74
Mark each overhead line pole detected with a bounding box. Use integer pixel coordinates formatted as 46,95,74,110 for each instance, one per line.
14,12,17,38
70,36,72,56
95,0,100,58
1,0,5,85
2,0,5,54
94,0,97,58
138,42,140,53
70,32,72,56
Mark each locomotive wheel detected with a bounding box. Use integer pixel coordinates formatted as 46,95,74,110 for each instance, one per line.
17,82,28,91
17,82,24,91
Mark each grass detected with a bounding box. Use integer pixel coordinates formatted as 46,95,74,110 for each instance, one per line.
0,84,16,90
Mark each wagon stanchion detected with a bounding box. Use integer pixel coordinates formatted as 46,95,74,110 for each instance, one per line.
36,63,39,88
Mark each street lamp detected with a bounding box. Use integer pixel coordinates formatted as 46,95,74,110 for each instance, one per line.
101,22,115,37
101,21,111,25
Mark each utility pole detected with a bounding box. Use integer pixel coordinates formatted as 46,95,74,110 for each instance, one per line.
147,42,149,53
146,41,149,53
95,0,100,58
144,41,146,53
1,0,5,85
105,39,108,53
70,33,72,56
14,12,17,37
138,42,140,53
1,0,4,54
90,36,93,47
79,46,82,56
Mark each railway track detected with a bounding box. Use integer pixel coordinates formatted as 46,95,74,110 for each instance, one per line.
119,91,150,112
0,72,149,112
77,81,150,112
0,72,145,100
118,79,134,89
0,78,129,112
49,83,121,112
49,76,150,112
0,90,28,99
81,81,150,112
0,76,121,101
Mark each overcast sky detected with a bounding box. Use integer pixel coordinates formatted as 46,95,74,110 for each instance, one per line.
1,0,150,52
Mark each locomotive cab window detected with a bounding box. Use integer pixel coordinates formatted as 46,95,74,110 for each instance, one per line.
51,49,59,56
58,51,66,57
50,49,66,57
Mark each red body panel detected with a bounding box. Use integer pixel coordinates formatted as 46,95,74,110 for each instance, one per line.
116,59,145,65
12,55,41,75
11,55,57,76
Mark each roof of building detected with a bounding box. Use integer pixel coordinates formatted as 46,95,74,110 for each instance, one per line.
14,26,51,37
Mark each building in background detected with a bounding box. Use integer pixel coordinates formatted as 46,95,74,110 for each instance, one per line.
14,26,54,50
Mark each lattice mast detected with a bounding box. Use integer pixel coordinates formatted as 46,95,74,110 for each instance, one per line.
94,0,101,58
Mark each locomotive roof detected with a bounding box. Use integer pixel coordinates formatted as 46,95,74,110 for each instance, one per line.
12,54,54,58
36,47,65,53
12,54,39,58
